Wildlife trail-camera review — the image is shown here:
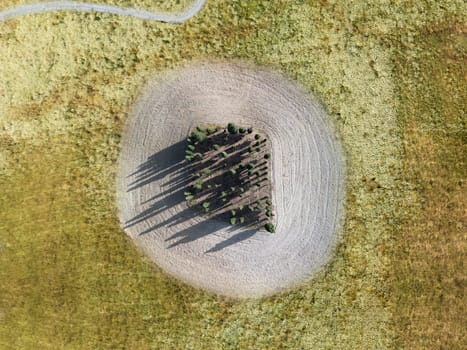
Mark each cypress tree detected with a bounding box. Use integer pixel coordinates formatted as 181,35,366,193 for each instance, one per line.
227,123,238,134
264,223,275,233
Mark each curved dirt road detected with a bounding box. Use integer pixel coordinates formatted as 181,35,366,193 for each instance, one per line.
0,0,206,22
118,62,345,297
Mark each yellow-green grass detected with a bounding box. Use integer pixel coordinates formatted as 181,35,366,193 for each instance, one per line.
0,0,465,348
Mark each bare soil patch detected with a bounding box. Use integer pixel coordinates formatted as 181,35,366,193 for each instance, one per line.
117,62,345,297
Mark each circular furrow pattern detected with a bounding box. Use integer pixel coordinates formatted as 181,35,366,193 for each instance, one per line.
117,62,345,297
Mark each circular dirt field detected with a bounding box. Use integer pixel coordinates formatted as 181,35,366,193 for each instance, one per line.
117,62,345,297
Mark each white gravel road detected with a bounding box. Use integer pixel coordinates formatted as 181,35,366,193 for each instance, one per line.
0,0,206,22
117,62,345,298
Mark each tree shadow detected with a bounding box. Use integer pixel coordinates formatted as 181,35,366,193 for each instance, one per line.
127,140,188,192
205,229,257,253
124,128,273,252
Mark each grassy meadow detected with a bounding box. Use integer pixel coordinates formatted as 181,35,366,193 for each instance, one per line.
0,0,465,349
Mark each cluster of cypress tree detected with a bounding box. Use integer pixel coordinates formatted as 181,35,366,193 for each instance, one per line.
183,123,275,233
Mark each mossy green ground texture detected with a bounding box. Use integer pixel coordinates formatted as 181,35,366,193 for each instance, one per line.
0,1,465,349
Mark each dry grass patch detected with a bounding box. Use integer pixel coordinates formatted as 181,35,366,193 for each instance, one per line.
390,25,466,349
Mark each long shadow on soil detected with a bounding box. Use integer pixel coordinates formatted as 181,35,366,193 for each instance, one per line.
124,135,267,252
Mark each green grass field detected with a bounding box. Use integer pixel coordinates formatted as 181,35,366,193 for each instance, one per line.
0,1,465,348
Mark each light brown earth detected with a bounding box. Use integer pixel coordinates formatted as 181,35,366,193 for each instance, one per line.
116,62,345,297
